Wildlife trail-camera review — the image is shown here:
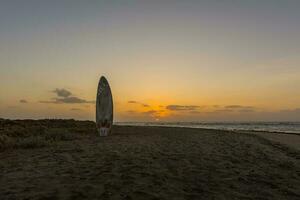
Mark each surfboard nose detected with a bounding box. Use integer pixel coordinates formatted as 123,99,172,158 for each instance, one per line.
100,76,108,83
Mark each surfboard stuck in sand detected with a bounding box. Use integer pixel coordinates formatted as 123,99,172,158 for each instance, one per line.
96,76,113,136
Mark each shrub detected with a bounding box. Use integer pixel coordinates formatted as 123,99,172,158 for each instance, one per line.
44,128,75,141
16,136,47,149
0,134,14,150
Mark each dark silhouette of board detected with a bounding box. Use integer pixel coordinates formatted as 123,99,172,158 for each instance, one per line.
96,76,113,135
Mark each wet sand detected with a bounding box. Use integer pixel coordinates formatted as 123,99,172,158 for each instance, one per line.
0,120,299,199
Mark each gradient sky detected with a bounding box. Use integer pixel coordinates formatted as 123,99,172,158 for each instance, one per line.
0,0,300,121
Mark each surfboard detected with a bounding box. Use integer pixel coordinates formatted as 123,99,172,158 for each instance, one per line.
96,76,113,136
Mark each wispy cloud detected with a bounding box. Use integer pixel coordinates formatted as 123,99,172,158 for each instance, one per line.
126,109,161,118
143,110,158,115
165,104,257,115
225,105,254,109
214,109,234,113
40,88,94,104
210,105,256,113
55,97,92,104
19,99,28,103
166,105,200,111
124,103,261,119
239,109,255,113
124,104,300,121
221,105,256,113
128,101,137,104
128,100,150,107
40,98,94,104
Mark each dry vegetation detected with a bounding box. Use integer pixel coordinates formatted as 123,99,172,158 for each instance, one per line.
0,119,96,151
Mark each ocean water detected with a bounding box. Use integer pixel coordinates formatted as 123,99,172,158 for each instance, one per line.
115,122,300,134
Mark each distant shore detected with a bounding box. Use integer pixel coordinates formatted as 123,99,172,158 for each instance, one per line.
0,119,299,199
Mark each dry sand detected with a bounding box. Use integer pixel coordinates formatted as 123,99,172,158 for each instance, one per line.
241,131,300,151
0,120,299,199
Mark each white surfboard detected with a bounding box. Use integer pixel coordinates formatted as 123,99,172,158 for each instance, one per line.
96,76,113,136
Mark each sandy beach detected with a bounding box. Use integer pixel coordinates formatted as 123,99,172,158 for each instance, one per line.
242,131,300,151
0,119,299,199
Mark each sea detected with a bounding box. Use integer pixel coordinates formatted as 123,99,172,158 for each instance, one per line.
115,122,300,134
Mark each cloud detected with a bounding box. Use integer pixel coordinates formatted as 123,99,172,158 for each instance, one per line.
214,109,234,113
40,97,94,104
55,97,91,104
128,101,150,107
222,105,256,113
53,88,72,98
40,88,94,104
239,109,255,113
142,110,163,118
125,106,300,121
126,109,161,118
20,99,28,103
166,105,200,111
225,105,254,109
143,110,158,115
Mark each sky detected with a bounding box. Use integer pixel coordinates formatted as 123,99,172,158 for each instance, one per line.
0,0,300,122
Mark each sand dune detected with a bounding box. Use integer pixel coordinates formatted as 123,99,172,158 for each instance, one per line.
0,120,299,199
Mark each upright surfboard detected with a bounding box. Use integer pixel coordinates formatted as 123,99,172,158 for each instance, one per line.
96,76,113,135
